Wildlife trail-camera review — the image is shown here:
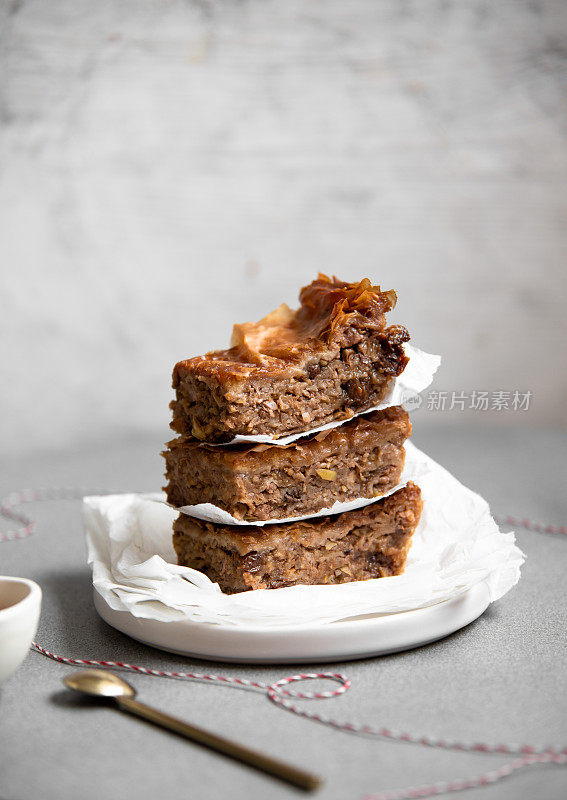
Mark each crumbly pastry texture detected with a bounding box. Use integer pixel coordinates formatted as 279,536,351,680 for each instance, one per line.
170,274,410,443
164,406,411,522
173,483,423,593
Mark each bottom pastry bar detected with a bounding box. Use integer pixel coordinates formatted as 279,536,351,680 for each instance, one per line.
173,482,422,593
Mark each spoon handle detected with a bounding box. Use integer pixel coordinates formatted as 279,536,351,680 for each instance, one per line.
115,696,321,791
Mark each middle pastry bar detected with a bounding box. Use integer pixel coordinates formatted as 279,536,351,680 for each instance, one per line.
164,406,411,522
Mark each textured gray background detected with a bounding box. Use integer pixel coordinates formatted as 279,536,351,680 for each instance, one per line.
1,0,566,457
1,3,566,799
0,428,566,800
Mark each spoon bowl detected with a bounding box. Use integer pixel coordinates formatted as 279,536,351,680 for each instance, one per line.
63,669,136,699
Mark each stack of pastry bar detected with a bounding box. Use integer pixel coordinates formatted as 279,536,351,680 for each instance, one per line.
163,275,423,594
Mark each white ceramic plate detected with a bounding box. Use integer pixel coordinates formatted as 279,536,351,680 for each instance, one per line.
94,581,490,664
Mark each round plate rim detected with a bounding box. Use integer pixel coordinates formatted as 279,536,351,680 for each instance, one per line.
93,581,491,664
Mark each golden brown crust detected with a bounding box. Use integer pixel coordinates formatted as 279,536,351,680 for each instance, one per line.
173,274,408,383
170,274,410,442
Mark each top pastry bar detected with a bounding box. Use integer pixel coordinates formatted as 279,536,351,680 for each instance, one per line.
170,274,410,442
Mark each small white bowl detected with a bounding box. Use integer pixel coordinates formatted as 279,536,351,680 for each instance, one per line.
0,576,42,683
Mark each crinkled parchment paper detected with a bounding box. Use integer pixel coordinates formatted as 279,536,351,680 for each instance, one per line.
84,442,524,627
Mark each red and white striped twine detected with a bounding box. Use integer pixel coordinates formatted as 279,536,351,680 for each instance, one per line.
2,487,566,799
0,487,88,542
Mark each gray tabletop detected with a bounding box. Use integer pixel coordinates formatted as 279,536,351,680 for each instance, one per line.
1,426,566,800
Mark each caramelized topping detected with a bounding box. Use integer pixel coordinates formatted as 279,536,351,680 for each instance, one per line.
173,275,407,383
227,274,400,369
297,273,397,341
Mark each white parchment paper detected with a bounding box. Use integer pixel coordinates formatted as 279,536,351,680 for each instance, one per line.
167,446,430,525
212,345,441,446
84,442,524,627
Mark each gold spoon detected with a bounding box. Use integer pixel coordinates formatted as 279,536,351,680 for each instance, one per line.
62,669,321,791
